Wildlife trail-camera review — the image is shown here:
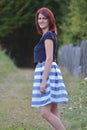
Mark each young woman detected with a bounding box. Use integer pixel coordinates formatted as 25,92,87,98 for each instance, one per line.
31,7,68,130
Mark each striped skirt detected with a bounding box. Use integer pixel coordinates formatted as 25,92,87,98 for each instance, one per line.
31,62,68,107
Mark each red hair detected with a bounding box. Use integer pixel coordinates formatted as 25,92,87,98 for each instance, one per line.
35,7,58,35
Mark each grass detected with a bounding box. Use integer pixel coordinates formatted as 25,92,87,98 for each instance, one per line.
0,50,16,82
0,50,87,130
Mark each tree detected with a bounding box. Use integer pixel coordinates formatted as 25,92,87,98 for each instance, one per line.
61,0,87,44
0,0,31,37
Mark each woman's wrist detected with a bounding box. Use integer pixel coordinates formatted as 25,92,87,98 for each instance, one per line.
42,78,47,82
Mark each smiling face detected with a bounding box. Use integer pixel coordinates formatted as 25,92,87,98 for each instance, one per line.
37,13,49,33
35,7,57,35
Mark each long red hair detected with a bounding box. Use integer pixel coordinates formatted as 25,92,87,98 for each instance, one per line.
35,7,58,35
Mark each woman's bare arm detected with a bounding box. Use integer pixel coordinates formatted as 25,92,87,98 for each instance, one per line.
40,39,53,93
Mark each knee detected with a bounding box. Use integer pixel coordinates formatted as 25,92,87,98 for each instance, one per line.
40,109,49,119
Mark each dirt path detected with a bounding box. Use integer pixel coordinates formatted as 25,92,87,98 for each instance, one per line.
0,68,71,129
0,69,34,99
0,68,38,129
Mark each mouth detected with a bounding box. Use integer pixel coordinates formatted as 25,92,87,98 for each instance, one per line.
39,24,45,27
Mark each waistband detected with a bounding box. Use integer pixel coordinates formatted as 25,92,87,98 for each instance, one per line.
35,60,56,65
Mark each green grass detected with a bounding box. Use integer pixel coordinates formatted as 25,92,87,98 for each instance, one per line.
0,50,87,130
0,50,16,82
61,68,87,130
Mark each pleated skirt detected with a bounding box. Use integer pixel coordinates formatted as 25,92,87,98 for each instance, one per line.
31,62,68,107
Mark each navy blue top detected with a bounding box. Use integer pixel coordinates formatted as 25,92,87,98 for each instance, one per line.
34,31,58,63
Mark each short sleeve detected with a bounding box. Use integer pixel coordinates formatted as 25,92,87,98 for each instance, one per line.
43,31,55,41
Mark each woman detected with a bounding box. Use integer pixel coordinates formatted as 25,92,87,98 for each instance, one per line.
31,7,68,130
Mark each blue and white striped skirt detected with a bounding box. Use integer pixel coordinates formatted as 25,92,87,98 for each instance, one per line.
31,62,68,107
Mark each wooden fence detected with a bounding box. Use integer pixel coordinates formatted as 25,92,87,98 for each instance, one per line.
58,40,87,77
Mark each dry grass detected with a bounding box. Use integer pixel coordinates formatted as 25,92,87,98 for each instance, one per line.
0,51,87,130
0,68,52,130
0,67,87,130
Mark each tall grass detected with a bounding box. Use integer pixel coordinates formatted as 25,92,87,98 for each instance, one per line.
61,67,87,130
0,50,87,130
0,50,16,82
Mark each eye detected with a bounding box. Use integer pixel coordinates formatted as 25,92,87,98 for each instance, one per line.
38,17,48,20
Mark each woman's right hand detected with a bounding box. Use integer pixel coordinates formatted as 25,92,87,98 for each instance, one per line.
40,82,46,93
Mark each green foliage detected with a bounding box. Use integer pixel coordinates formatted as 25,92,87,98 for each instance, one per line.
61,0,87,44
0,0,31,37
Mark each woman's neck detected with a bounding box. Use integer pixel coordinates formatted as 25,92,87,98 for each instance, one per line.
42,28,49,35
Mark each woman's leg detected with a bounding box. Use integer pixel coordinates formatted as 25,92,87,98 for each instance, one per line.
51,104,65,130
51,104,58,116
40,104,65,130
51,104,58,130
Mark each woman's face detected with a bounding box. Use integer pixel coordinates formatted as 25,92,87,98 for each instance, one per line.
37,13,49,31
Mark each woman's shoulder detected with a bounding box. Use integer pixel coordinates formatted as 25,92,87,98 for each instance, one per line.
43,31,56,40
44,31,55,36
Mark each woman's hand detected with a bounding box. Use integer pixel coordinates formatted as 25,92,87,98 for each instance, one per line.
40,82,46,93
